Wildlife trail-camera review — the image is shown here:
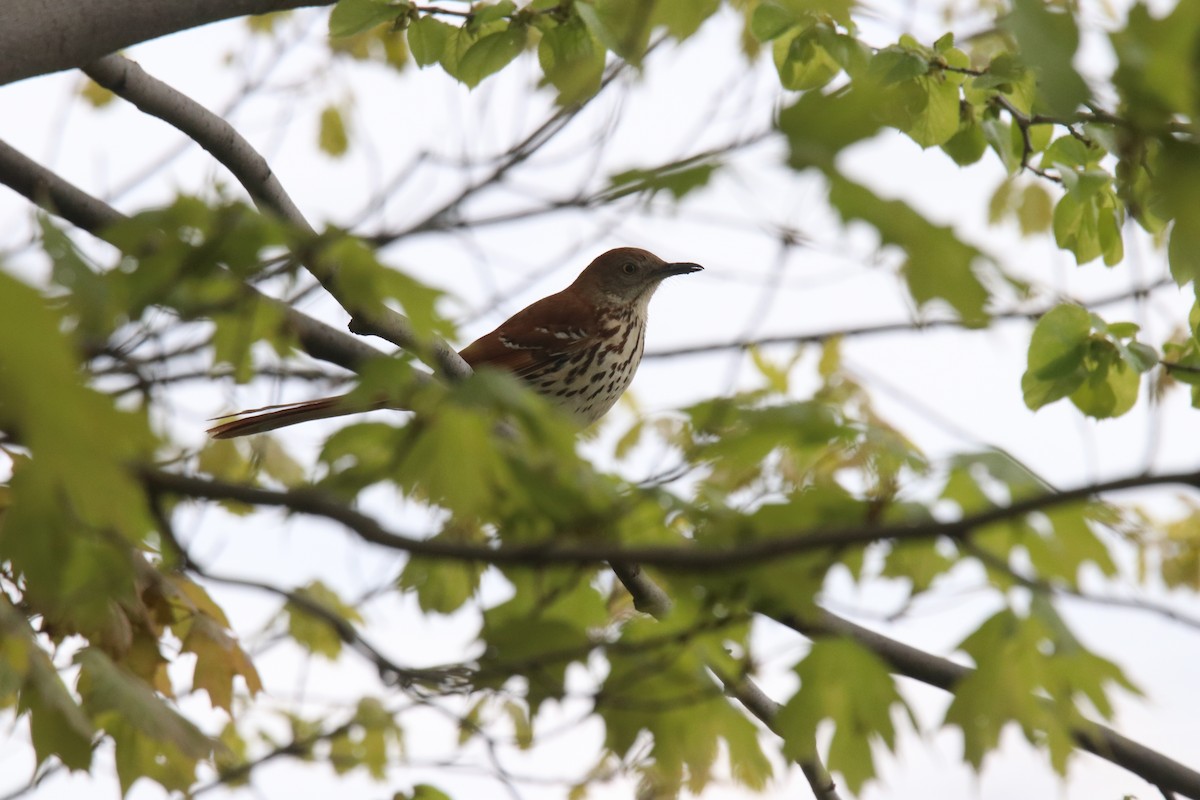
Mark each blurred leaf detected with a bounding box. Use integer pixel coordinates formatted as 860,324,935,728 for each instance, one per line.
774,25,842,91
80,79,115,108
600,610,770,795
329,0,403,38
1068,340,1139,418
180,615,262,712
480,571,607,713
1002,0,1090,116
538,15,605,105
604,161,717,201
1112,2,1200,127
1022,304,1090,410
1,601,95,770
1017,182,1054,234
576,0,655,64
750,1,800,42
398,551,482,614
827,172,991,325
944,606,1138,773
256,436,307,487
457,24,528,88
77,649,212,793
777,638,911,794
653,0,719,40
408,15,454,66
285,581,364,660
319,105,350,157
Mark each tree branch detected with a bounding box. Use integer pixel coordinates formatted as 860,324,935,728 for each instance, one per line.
645,278,1174,359
0,0,330,87
0,135,382,373
785,609,1200,799
80,54,472,382
141,467,1200,571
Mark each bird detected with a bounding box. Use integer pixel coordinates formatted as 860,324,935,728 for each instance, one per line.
208,247,702,438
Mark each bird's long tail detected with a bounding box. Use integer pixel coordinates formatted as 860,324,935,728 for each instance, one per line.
207,395,387,439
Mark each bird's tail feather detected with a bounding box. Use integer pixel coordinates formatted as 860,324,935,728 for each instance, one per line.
207,395,386,439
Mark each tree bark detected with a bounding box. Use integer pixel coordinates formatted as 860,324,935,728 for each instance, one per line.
1,0,331,87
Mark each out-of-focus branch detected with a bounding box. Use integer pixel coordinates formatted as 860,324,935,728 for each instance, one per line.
1,0,328,86
80,54,473,382
644,277,1175,359
142,467,1200,570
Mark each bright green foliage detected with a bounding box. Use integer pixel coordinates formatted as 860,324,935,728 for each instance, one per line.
408,15,454,66
777,638,912,793
1023,305,1157,418
478,569,608,713
536,14,606,104
944,602,1138,774
328,0,406,38
598,607,771,795
457,24,530,88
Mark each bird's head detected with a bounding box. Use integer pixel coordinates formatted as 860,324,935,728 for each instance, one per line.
573,247,703,307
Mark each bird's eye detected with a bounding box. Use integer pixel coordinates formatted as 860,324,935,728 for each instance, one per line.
622,262,638,275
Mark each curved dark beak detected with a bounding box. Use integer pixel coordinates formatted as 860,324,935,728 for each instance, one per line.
660,262,704,277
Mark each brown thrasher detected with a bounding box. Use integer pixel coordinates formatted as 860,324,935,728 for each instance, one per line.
208,247,702,438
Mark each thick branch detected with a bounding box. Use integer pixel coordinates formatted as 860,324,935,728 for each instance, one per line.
1,0,329,87
141,468,1200,571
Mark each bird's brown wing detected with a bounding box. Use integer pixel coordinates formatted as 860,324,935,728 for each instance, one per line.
457,290,596,377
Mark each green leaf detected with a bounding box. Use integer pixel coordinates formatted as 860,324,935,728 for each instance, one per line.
942,114,987,165
408,15,454,66
537,15,605,105
1,602,95,770
904,71,961,148
1017,182,1053,234
1112,2,1200,127
1021,304,1090,410
480,571,607,713
398,553,482,614
180,616,262,713
827,172,991,325
77,649,212,793
456,24,528,88
653,0,720,40
318,105,350,157
1068,341,1139,419
749,1,800,42
944,607,1138,773
604,162,717,201
599,610,769,796
576,0,654,63
773,26,842,91
778,82,888,169
329,0,403,38
1001,0,1090,115
776,638,912,794
285,581,365,660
